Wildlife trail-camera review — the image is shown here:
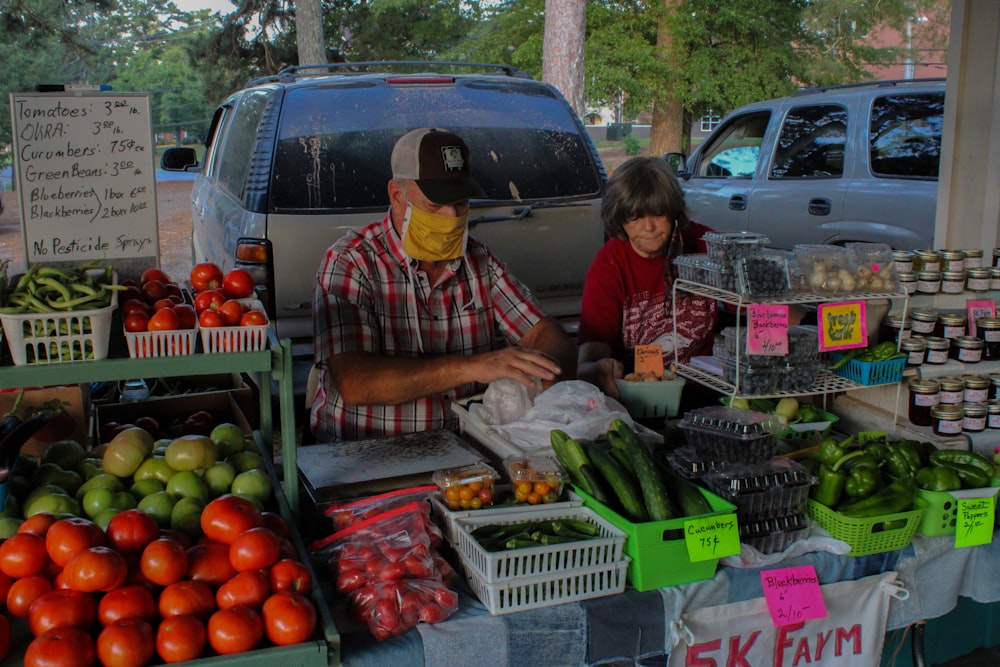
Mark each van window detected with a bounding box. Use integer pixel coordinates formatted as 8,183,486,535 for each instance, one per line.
869,93,943,179
216,90,270,198
770,105,847,179
269,82,604,210
695,112,770,178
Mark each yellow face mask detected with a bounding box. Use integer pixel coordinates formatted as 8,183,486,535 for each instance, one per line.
401,204,469,262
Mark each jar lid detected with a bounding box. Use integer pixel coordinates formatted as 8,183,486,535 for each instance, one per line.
884,313,911,327
893,250,915,260
918,271,942,280
954,336,985,349
897,271,918,281
931,404,965,419
938,312,968,325
941,270,967,280
989,373,1000,385
937,376,966,390
908,378,939,393
967,267,993,278
924,336,952,350
963,402,988,416
940,249,966,259
976,317,1000,329
915,249,941,259
989,399,1000,413
961,374,990,388
901,338,927,352
910,307,939,322
965,249,985,258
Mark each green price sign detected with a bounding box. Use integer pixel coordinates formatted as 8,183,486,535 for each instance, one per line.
955,497,996,548
684,514,740,562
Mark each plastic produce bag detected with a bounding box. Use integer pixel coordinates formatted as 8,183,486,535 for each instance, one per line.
468,378,539,424
323,485,438,531
349,578,460,639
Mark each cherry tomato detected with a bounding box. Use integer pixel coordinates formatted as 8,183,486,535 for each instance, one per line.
7,575,53,618
240,310,268,326
28,588,98,636
96,618,155,667
107,509,161,554
45,517,107,568
190,263,224,292
98,584,157,626
187,542,238,589
222,268,255,299
0,531,50,578
201,495,262,545
24,626,95,667
229,527,281,572
270,558,313,594
158,580,216,620
216,569,271,609
156,614,207,663
140,268,171,285
140,538,189,587
262,591,317,646
62,546,129,593
207,605,263,655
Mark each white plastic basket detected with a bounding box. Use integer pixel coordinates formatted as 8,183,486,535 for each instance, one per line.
199,300,269,353
125,326,199,358
466,558,629,616
453,505,626,584
430,493,584,546
2,298,115,365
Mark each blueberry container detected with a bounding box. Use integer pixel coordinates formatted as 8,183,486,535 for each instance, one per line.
739,512,810,554
674,254,737,291
779,361,825,393
787,326,820,361
702,231,770,271
678,406,782,464
738,252,791,297
720,327,790,366
700,458,815,522
720,358,782,395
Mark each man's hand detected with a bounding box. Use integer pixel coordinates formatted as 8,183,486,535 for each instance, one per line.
472,346,563,388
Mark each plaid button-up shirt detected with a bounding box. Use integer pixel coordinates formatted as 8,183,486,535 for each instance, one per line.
311,212,545,441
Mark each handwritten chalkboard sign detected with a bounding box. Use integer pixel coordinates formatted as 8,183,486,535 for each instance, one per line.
9,92,159,279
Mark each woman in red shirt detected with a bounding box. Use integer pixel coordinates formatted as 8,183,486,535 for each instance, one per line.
577,156,717,400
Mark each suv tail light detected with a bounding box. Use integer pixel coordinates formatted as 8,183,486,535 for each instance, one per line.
236,238,275,319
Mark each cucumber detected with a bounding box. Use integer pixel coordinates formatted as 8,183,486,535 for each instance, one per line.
551,429,593,494
611,420,676,521
584,443,648,522
661,465,713,517
578,463,617,507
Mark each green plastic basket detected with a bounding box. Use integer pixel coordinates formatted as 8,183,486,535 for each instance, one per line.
916,486,1000,537
614,378,685,419
828,354,906,386
806,498,924,556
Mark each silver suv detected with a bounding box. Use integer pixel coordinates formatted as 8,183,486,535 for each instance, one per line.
161,62,607,339
667,79,945,250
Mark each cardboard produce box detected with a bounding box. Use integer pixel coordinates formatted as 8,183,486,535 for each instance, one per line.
0,385,90,459
94,391,253,445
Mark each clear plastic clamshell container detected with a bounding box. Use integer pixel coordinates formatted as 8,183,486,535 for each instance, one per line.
674,254,738,291
678,406,783,464
700,458,816,523
702,231,770,272
738,252,791,297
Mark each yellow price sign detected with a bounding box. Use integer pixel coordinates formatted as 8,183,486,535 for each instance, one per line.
817,301,868,352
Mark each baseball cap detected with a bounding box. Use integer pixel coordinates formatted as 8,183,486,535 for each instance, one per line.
391,128,486,205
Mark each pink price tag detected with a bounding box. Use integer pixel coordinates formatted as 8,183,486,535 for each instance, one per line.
746,304,789,356
760,565,828,627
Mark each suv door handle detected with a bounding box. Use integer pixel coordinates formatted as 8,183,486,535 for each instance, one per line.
728,194,748,211
808,198,832,216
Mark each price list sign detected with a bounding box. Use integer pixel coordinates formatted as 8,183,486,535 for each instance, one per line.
760,565,828,626
9,92,159,277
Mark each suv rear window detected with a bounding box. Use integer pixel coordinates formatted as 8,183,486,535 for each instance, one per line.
269,80,603,210
869,92,943,179
770,105,848,179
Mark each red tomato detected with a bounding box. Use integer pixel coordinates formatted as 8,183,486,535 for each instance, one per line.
172,303,197,330
107,509,161,554
7,575,53,618
262,591,317,646
123,310,150,333
207,605,263,655
270,558,313,594
259,511,291,539
218,299,245,326
46,517,107,568
96,618,155,667
201,495,262,545
140,537,189,586
147,307,181,332
158,580,216,620
121,298,153,317
119,284,143,305
140,268,171,285
198,309,225,328
191,263,224,292
229,527,281,572
222,269,255,299
216,569,271,610
187,542,238,589
18,512,59,536
156,614,207,663
153,297,176,311
0,531,50,578
24,626,95,667
336,570,366,594
0,614,10,661
98,584,157,626
141,279,169,303
28,588,98,636
240,310,269,326
62,546,129,593
193,288,226,313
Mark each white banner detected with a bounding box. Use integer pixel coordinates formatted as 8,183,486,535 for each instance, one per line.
668,572,907,667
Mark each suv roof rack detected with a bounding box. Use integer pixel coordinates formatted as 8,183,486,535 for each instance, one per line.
246,61,533,87
790,77,946,97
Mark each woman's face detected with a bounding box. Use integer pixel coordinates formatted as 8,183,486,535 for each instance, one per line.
623,214,673,258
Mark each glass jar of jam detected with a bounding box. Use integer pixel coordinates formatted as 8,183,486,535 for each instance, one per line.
990,374,1000,401
976,317,1000,360
901,337,926,366
951,336,984,364
992,266,1000,290
963,402,988,432
988,400,1000,429
940,270,966,294
914,249,942,273
935,313,967,340
897,271,918,294
893,250,915,274
993,248,1000,268
932,405,965,436
962,374,990,403
917,271,941,294
909,307,939,335
940,249,966,272
879,313,912,345
964,248,984,270
937,376,966,405
966,267,992,292
923,337,951,364
907,378,940,427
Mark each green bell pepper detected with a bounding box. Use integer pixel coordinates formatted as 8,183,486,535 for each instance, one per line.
863,442,890,464
815,435,855,467
837,477,917,518
811,450,869,508
915,466,962,492
883,442,918,479
929,450,995,488
845,465,881,500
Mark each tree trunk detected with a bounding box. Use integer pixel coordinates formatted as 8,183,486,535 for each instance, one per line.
542,0,586,118
295,0,326,66
649,0,683,156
